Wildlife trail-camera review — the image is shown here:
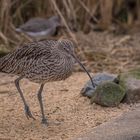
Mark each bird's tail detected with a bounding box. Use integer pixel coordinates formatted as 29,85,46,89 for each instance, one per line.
0,56,5,72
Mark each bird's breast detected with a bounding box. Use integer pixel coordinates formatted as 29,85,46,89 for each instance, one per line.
48,55,75,81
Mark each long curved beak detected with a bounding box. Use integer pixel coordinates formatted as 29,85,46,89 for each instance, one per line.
71,53,96,88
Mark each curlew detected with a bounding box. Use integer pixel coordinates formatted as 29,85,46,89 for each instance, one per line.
0,39,95,124
16,16,61,39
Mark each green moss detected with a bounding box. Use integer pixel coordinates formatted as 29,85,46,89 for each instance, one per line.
117,74,127,91
117,68,140,90
128,68,140,79
91,81,125,107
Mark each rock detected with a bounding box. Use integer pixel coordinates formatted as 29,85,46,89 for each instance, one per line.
73,104,140,140
80,73,117,98
118,68,140,104
91,81,125,107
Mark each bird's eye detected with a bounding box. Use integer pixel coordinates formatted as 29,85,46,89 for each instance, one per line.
63,46,68,51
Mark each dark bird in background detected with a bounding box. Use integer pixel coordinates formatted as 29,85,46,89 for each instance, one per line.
0,38,95,124
16,16,61,39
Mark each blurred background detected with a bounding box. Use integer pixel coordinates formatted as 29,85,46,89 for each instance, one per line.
0,0,140,73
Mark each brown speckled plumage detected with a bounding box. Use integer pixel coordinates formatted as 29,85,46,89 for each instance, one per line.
0,39,75,83
0,39,95,124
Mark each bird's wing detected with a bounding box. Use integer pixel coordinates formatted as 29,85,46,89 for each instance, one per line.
0,40,57,74
19,18,50,32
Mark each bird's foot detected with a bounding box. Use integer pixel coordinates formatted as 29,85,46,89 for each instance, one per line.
41,118,47,125
24,105,35,120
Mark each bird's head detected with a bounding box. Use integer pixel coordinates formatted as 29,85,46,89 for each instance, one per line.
56,39,96,89
57,39,76,57
50,15,61,27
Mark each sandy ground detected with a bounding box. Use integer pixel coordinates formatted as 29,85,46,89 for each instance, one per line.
0,72,131,140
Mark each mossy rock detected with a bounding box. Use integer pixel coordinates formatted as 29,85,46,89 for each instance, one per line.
91,81,125,107
117,68,140,91
81,73,117,98
117,68,140,104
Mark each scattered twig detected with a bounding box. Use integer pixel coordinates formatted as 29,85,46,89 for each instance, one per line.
78,0,99,23
0,31,9,45
51,0,78,43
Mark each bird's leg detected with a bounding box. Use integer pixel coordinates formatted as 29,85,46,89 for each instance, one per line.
37,84,47,124
15,76,35,120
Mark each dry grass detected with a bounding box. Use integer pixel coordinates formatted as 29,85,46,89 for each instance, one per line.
75,31,140,73
0,0,140,47
0,0,139,74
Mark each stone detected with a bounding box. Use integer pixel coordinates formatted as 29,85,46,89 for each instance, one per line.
73,104,140,140
118,68,140,104
80,73,117,98
91,81,125,107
